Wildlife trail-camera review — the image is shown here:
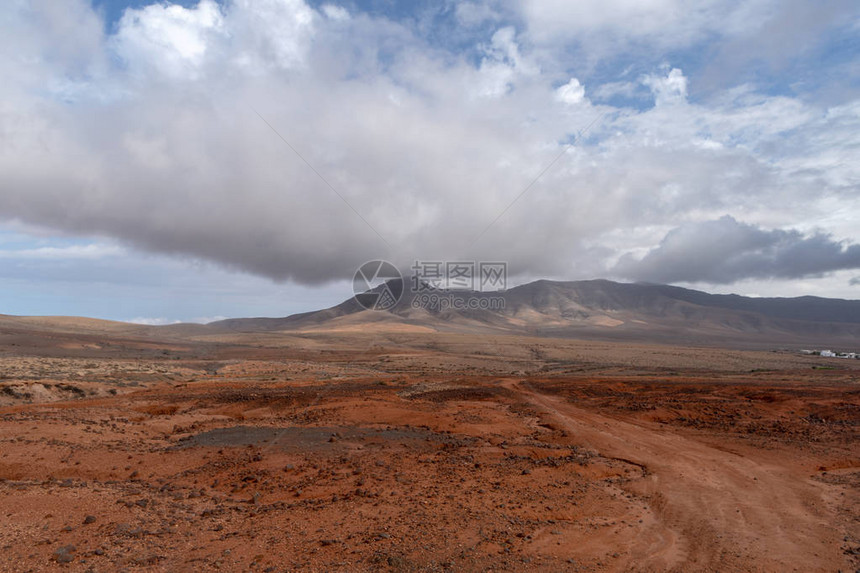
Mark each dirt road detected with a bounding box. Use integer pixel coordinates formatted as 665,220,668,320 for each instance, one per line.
513,380,850,572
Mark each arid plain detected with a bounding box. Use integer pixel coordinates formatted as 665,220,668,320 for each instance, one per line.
0,317,858,572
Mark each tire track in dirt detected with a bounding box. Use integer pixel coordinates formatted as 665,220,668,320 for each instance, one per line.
508,379,846,572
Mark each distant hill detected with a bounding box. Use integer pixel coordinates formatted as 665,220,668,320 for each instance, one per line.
211,279,860,349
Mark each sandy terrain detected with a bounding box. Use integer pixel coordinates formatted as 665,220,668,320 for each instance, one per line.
0,327,858,571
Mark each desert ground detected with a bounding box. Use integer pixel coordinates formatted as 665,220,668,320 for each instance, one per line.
0,322,858,572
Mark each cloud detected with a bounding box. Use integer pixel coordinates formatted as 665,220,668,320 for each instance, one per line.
455,2,502,27
590,80,640,101
191,315,230,324
127,315,227,325
613,216,860,284
0,225,353,321
0,0,858,292
0,244,124,260
112,0,225,78
473,26,537,98
128,317,181,325
555,78,586,105
695,0,860,95
521,0,719,40
321,5,349,22
642,68,687,105
518,0,859,88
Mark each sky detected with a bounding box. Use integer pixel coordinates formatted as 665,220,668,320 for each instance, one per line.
1,0,859,323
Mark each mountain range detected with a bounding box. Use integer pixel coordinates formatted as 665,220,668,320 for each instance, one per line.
212,279,860,349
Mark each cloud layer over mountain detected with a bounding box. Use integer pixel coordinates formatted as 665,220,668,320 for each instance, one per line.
614,216,860,284
1,0,859,287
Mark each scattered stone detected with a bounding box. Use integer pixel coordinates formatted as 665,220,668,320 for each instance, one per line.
53,545,76,564
83,515,97,525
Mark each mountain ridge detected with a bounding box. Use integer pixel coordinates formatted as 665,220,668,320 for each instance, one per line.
210,279,860,348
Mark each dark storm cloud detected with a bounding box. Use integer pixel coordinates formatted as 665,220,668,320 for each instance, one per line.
613,216,860,284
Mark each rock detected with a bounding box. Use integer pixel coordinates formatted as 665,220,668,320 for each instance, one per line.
53,545,76,564
83,515,97,525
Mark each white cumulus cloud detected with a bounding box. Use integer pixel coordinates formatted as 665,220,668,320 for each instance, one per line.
555,78,586,105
